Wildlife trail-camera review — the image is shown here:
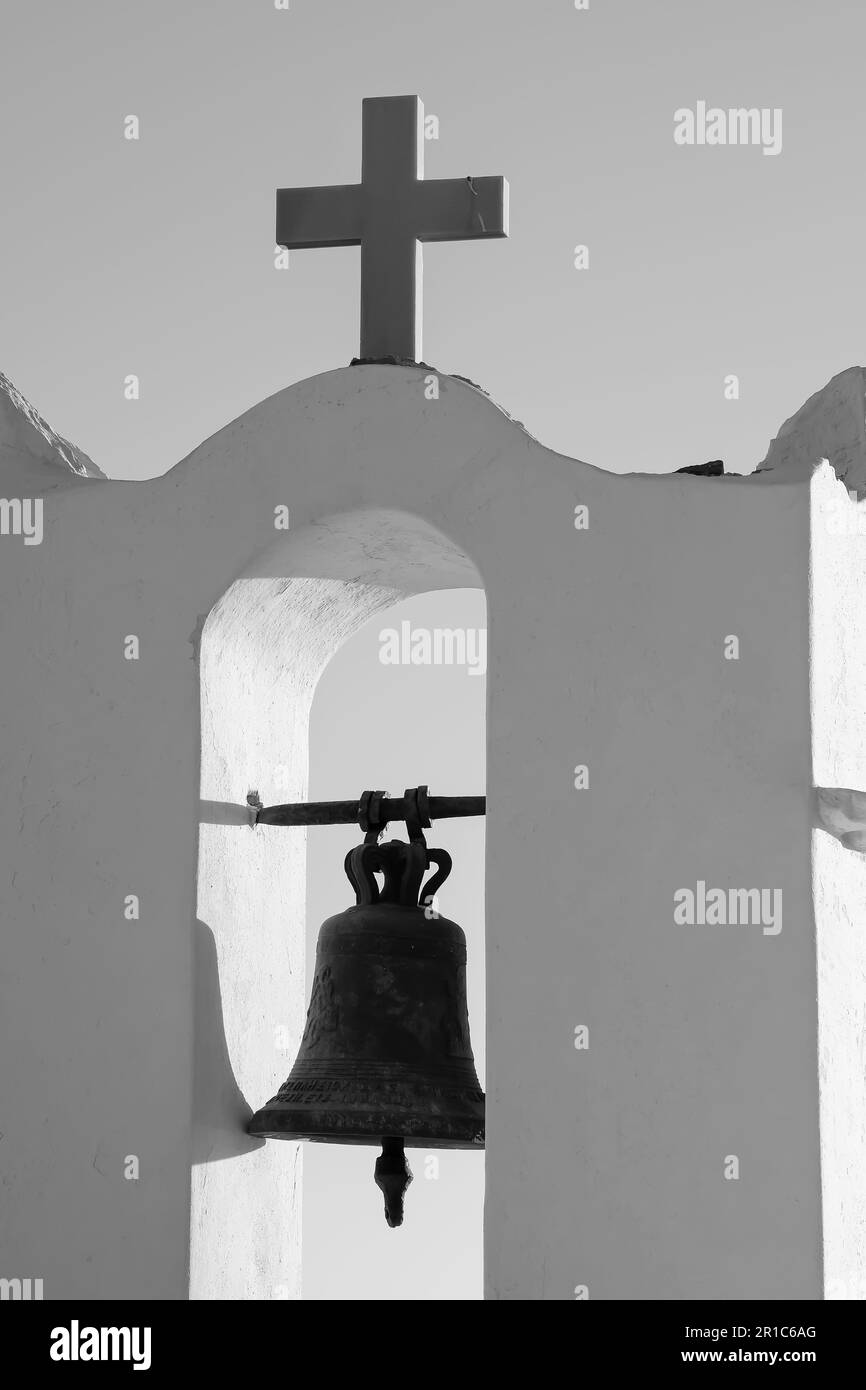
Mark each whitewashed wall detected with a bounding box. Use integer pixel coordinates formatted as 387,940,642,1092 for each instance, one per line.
809,463,866,1301
0,364,862,1299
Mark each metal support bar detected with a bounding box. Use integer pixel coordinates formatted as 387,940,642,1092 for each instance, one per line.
254,792,485,828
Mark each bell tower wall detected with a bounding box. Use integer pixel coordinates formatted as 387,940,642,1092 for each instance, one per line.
1,364,860,1299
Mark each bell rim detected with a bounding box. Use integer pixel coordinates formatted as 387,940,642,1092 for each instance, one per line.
248,1107,485,1149
248,1127,485,1150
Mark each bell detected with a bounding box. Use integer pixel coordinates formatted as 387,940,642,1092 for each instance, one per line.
248,835,484,1226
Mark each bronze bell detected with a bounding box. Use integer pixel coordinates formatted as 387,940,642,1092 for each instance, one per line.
248,835,484,1226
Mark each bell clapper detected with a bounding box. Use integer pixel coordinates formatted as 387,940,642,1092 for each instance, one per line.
374,1137,413,1228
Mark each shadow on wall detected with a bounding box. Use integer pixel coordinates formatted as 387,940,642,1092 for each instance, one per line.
192,919,263,1163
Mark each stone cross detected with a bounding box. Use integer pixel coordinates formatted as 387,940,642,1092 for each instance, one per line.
276,95,509,362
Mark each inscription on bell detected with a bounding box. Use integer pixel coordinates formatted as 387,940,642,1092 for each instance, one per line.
276,1078,484,1105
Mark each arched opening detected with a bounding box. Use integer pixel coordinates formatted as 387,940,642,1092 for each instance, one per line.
190,507,486,1300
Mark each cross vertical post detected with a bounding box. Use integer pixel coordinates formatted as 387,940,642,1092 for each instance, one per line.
360,96,425,361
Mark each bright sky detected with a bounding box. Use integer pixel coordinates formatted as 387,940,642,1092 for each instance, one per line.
4,1,865,482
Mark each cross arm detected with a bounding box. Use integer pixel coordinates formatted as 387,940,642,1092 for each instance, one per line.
276,184,363,249
413,176,509,242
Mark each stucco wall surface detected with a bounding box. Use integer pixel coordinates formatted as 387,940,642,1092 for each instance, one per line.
0,363,859,1299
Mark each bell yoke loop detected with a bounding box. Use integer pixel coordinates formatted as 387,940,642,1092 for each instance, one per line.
350,785,450,909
